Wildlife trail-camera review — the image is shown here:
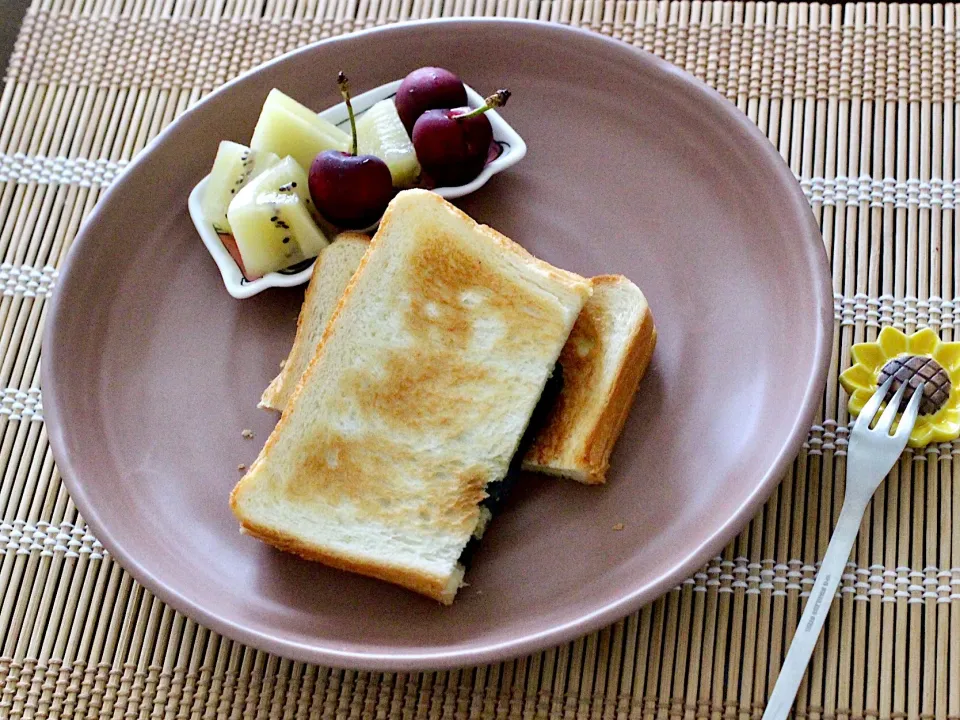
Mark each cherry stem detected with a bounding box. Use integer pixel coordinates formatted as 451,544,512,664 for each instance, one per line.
338,71,358,156
458,89,511,120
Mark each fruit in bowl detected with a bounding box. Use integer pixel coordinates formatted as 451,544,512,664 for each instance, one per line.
250,90,350,172
195,66,523,293
309,73,397,230
412,89,510,187
201,142,280,234
356,99,420,188
227,157,330,278
394,66,468,133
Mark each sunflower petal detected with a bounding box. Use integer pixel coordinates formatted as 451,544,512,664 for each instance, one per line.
840,364,877,393
850,342,887,372
941,407,960,425
907,327,940,355
908,417,935,448
933,341,960,373
929,421,960,444
925,407,960,443
848,387,874,416
879,327,908,357
840,365,876,395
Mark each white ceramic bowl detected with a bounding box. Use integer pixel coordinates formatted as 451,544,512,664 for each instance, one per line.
188,80,526,299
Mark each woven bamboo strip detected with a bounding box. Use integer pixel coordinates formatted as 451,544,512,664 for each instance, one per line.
949,6,960,705
865,6,888,717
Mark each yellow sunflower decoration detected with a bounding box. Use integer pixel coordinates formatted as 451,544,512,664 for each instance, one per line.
840,327,960,447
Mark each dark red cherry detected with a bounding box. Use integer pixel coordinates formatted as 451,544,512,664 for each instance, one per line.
412,90,510,187
395,67,468,134
308,71,395,229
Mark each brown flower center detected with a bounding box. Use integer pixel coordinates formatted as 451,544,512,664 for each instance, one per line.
878,355,951,416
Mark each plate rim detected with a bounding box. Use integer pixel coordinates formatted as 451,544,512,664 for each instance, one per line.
41,17,833,671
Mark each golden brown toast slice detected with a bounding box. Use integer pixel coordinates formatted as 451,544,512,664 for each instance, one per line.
263,255,654,486
260,233,370,412
232,190,590,604
521,275,656,484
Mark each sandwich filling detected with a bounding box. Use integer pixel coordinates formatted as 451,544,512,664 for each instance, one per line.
457,364,564,568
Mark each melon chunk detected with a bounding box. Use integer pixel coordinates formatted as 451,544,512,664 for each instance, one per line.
356,100,420,188
250,90,350,172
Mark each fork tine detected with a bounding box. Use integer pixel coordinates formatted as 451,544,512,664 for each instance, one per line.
894,382,925,439
875,381,909,433
856,376,894,431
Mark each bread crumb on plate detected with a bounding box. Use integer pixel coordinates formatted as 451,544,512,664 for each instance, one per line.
241,429,254,439
612,523,625,531
238,463,247,471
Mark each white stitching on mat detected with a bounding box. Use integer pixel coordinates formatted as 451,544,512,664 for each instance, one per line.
674,557,960,601
3,152,960,215
6,527,947,598
0,520,105,558
805,422,959,460
4,386,958,460
0,153,127,187
833,293,960,329
2,513,958,604
0,263,58,298
0,387,42,422
797,174,960,209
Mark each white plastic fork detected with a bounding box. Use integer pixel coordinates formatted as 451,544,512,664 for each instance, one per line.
761,376,926,720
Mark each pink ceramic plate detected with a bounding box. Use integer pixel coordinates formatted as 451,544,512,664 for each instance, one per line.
42,19,831,671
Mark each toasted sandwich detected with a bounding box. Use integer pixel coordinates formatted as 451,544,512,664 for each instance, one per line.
263,262,655,485
231,189,590,603
522,275,656,484
260,233,370,412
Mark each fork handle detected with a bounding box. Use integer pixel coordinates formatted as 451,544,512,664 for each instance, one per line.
761,496,869,720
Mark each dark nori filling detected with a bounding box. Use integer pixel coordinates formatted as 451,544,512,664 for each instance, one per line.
456,364,564,568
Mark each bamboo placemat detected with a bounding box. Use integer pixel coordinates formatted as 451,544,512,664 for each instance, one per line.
1,1,958,718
